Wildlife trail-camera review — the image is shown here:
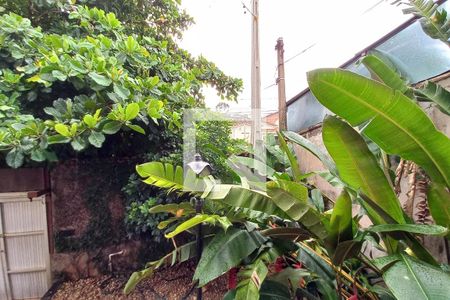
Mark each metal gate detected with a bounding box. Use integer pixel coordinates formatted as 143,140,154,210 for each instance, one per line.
0,192,51,300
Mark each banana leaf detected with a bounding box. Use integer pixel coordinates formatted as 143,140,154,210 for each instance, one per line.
308,68,450,187
277,131,302,182
322,116,405,224
235,256,269,300
427,182,450,230
193,228,267,287
415,81,450,115
361,54,410,93
326,190,353,250
283,130,337,176
373,253,450,300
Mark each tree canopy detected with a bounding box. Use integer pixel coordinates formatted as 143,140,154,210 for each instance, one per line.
0,0,242,167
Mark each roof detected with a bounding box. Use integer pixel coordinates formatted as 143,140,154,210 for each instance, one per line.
286,0,450,132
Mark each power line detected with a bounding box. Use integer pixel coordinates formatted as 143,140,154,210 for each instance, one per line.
276,0,388,67
283,42,317,64
361,0,386,15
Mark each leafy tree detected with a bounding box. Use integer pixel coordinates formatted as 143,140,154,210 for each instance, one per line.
0,1,242,168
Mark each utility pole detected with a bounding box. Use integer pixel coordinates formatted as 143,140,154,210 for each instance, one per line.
275,37,287,131
250,0,262,148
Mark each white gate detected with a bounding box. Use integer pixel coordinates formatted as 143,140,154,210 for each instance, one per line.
0,192,51,300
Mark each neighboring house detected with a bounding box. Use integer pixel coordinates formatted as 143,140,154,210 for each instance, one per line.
263,111,279,129
287,0,450,262
231,111,279,143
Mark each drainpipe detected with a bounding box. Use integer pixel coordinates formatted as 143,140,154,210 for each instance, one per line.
108,250,124,273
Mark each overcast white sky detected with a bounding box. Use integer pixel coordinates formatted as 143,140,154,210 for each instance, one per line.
179,0,410,113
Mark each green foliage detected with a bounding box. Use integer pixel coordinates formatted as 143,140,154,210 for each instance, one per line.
362,52,450,115
326,191,353,250
124,3,450,299
361,53,411,93
427,183,450,230
235,255,269,299
415,81,450,115
308,68,450,187
194,228,267,287
399,0,450,46
322,116,405,225
373,253,450,300
0,3,242,168
122,172,188,243
124,119,246,242
367,224,448,236
195,120,248,183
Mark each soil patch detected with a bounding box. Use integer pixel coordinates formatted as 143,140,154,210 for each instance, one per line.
50,261,227,300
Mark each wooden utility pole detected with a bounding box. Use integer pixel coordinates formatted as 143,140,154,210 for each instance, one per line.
275,37,287,131
250,0,262,148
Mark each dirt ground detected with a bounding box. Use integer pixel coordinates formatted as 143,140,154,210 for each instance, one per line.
49,261,228,300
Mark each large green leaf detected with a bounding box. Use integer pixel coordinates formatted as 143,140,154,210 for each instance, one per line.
259,280,292,300
261,227,311,241
326,190,353,250
88,72,112,86
228,155,276,179
361,54,410,93
277,131,302,181
207,185,285,217
373,253,450,300
137,162,183,190
88,131,105,148
266,180,327,239
415,81,450,115
367,224,448,236
308,68,450,187
298,244,335,281
136,162,203,193
269,268,310,292
235,255,269,300
322,116,405,224
402,0,450,44
283,131,337,175
193,228,266,287
5,148,24,168
427,183,450,230
164,214,231,238
331,240,363,266
125,103,140,121
359,192,438,265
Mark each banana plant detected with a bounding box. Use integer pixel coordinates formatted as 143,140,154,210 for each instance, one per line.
303,64,450,299
394,0,450,46
361,51,450,115
359,51,450,236
308,68,450,187
126,89,450,299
